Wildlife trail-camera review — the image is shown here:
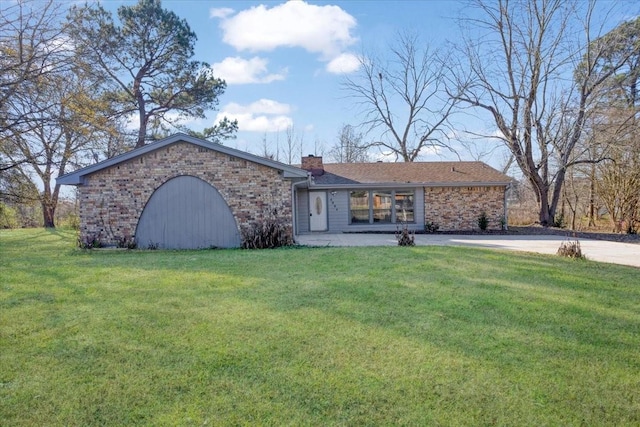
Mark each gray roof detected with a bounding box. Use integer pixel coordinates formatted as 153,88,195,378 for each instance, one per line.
57,133,309,185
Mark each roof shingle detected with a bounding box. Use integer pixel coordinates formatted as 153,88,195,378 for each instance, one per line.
313,161,511,185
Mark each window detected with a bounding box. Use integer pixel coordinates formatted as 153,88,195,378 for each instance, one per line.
349,190,415,224
395,192,414,222
372,191,392,223
350,191,370,223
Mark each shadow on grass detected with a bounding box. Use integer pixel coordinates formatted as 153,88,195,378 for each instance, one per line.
4,230,640,425
65,245,634,371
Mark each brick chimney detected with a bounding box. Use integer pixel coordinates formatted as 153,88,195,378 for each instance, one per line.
301,154,324,176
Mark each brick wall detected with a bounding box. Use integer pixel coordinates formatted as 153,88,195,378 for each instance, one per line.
78,142,293,245
424,186,506,231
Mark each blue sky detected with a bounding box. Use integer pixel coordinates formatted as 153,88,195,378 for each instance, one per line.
95,0,637,168
97,0,471,163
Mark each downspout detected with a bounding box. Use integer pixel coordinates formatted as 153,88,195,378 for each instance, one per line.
504,183,510,231
291,172,312,241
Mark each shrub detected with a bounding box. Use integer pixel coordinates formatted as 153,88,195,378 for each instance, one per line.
78,232,103,249
553,213,566,228
116,235,137,249
59,213,80,230
0,203,19,229
477,211,489,231
241,208,293,249
424,221,439,233
557,239,584,259
396,224,415,246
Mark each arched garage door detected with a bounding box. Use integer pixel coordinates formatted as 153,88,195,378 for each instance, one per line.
136,176,241,249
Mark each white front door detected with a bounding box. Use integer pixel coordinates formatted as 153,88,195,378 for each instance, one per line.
309,191,328,231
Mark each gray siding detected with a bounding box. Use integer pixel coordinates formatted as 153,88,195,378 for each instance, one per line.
296,189,310,233
136,175,241,249
297,188,424,234
327,191,348,232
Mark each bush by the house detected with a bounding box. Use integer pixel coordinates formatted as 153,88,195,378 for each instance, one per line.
78,232,103,249
116,235,137,249
241,208,293,249
424,221,439,233
477,211,489,231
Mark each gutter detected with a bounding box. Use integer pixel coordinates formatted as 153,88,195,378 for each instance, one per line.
504,182,511,231
308,181,513,190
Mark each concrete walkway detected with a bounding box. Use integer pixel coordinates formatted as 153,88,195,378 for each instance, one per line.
295,233,640,268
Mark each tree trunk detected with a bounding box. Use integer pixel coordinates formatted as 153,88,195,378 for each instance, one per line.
40,177,61,228
136,110,147,148
549,167,567,226
134,73,147,148
588,163,596,227
525,164,553,226
538,195,551,226
41,187,55,228
42,201,55,228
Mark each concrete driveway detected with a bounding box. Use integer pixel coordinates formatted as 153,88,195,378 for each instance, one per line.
295,233,640,268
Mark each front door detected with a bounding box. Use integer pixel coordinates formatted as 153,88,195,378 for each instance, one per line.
309,191,328,231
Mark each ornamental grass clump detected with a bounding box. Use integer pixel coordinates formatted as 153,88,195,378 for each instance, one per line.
557,239,584,259
241,208,293,249
396,224,415,246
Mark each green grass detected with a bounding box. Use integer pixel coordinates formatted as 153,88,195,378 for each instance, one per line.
1,228,639,426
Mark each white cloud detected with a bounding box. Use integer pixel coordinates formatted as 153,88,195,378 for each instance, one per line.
211,56,287,84
226,99,291,115
209,7,234,19
418,145,443,156
216,99,293,133
326,52,361,74
219,1,357,59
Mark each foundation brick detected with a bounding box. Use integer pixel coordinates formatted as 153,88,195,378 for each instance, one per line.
424,186,506,231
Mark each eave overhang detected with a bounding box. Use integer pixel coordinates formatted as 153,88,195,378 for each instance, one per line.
307,181,513,190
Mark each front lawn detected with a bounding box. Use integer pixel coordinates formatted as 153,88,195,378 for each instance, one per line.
1,228,639,425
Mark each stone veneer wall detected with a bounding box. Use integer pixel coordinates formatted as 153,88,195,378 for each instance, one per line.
424,186,506,231
78,142,293,245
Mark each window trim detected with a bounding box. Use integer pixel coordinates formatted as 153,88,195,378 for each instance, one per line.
349,189,416,225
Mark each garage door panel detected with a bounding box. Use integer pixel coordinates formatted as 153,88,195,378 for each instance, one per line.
136,176,241,249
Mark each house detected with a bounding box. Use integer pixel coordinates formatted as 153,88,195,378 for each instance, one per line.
296,155,512,234
57,133,512,249
57,133,308,249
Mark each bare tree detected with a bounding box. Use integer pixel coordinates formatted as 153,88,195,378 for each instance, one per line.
586,17,640,232
597,136,640,232
587,104,640,232
453,0,634,225
283,125,303,165
343,32,459,162
4,66,118,227
259,133,277,161
328,124,369,163
1,0,71,167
